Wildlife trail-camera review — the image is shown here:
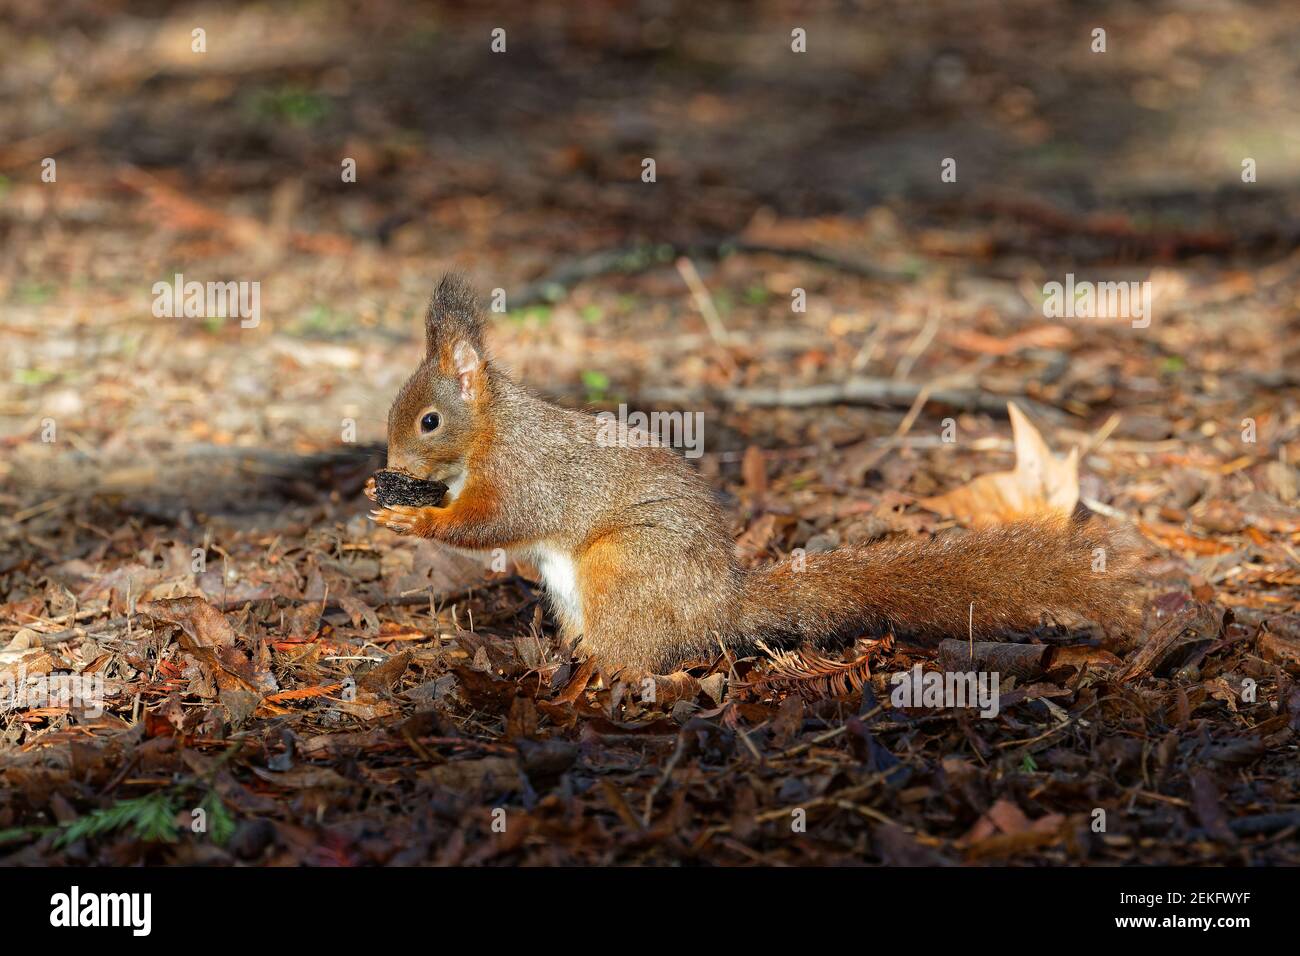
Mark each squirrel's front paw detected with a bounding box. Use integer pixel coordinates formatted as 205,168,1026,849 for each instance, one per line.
364,476,378,502
369,504,437,536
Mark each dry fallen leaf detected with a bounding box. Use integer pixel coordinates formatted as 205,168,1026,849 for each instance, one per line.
919,402,1079,526
138,596,278,696
1138,520,1236,556
741,445,768,499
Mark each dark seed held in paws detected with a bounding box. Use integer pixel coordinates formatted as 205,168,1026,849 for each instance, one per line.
372,469,448,508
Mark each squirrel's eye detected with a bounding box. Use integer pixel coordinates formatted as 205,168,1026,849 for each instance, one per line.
420,411,441,433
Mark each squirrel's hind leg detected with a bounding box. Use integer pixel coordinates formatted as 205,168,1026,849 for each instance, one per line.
574,527,731,677
573,531,668,676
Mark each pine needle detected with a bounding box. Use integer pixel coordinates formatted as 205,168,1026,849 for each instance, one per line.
744,640,882,701
55,791,181,848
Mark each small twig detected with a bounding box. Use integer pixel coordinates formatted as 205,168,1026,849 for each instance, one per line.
893,308,942,381
690,777,889,850
771,708,884,760
642,736,687,826
1080,412,1122,458
675,256,730,346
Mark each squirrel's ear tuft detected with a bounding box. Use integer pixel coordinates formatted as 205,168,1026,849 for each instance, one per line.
425,273,486,365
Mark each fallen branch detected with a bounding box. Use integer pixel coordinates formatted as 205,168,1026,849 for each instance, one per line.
638,378,1067,422
511,238,913,309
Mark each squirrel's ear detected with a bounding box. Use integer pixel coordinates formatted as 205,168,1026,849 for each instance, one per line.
424,272,486,366
451,340,485,402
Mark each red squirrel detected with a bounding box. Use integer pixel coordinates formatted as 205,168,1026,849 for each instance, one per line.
368,275,1135,675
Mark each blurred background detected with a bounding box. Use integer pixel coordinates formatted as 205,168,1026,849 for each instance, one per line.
3,0,1298,488
2,0,1299,867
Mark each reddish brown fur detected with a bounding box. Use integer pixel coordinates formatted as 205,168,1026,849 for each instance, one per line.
740,516,1138,647
372,275,1138,676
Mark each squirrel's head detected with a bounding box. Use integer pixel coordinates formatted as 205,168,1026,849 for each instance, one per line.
386,274,491,481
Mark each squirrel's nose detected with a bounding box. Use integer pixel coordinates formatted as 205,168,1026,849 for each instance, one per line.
387,450,414,474
386,451,431,479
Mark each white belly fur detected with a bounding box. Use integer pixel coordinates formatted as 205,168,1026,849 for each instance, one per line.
439,472,581,633
443,471,468,502
518,543,582,633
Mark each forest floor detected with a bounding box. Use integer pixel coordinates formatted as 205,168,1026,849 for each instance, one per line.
1,0,1299,864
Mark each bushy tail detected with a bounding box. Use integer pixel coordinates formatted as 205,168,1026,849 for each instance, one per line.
738,516,1137,649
